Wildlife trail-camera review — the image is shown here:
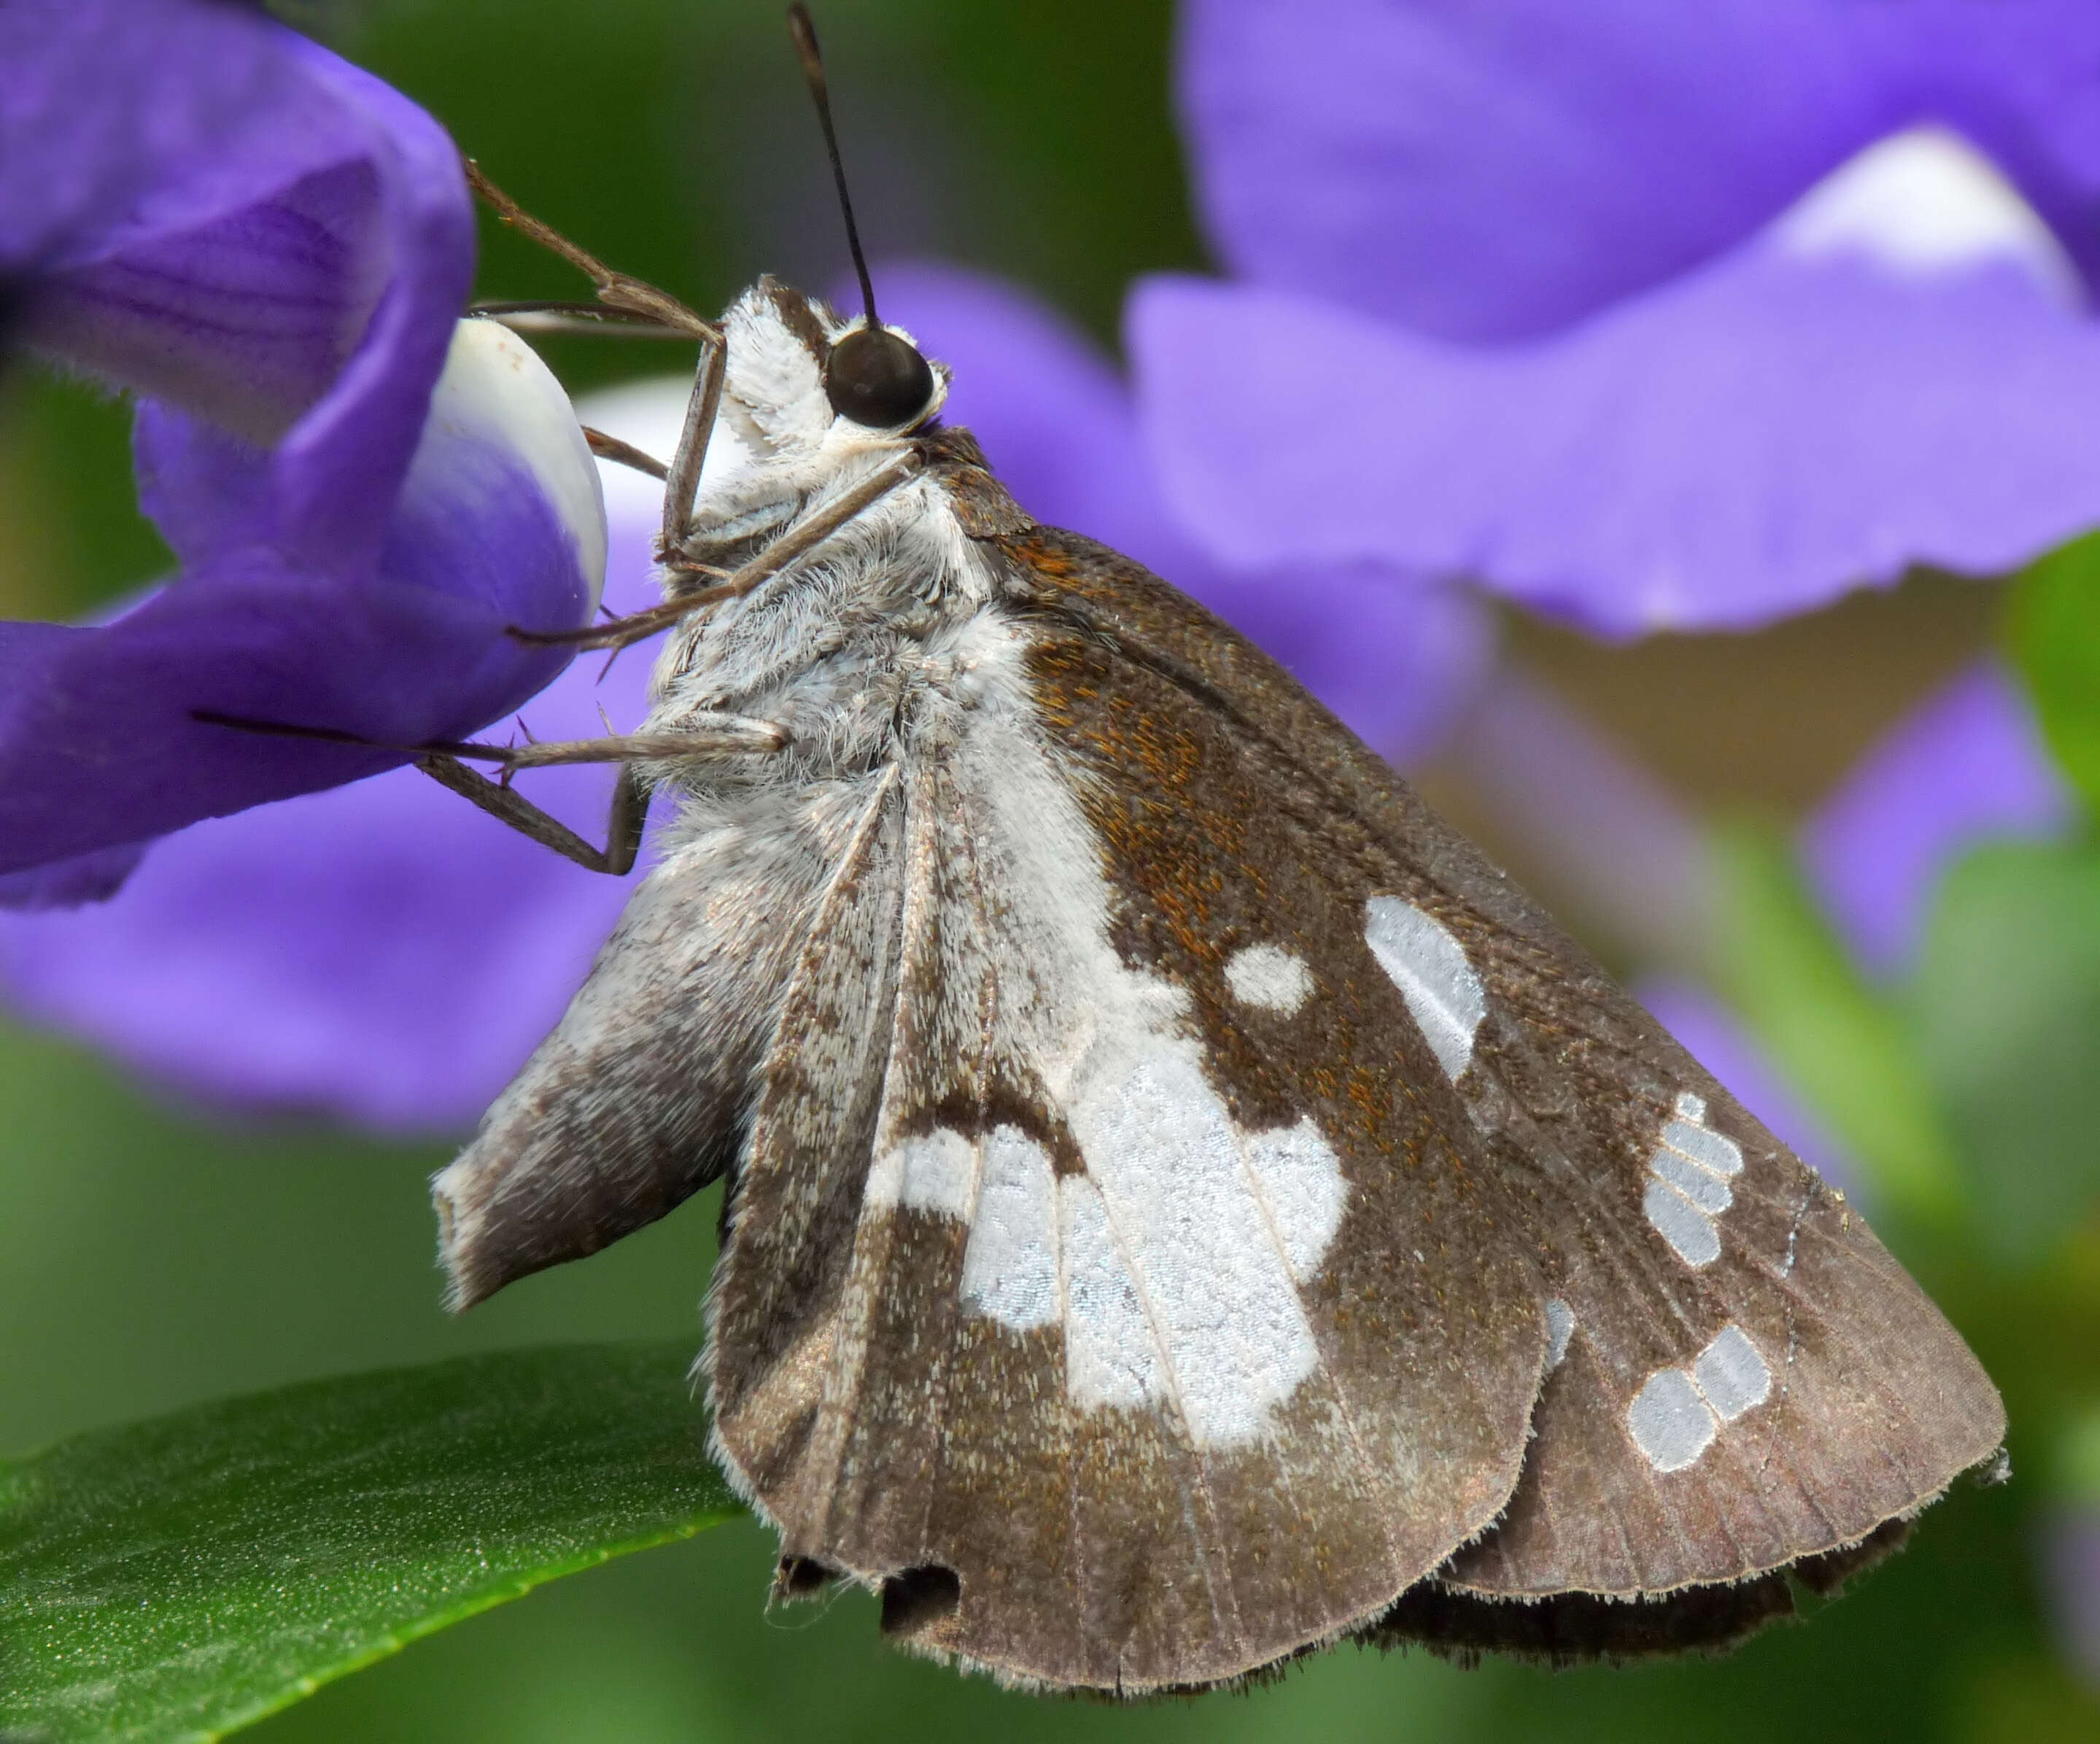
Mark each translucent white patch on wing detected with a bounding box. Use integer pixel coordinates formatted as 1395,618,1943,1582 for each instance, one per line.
1363,896,1486,1080
1544,1298,1575,1373
896,1128,974,1217
1771,124,2080,303
959,1126,1059,1330
1643,1180,1721,1268
1076,1054,1329,1446
433,319,608,611
1627,1368,1718,1473
1243,1117,1348,1281
1059,1174,1164,1411
1224,943,1314,1015
932,625,1353,1449
1692,1324,1772,1422
1627,1323,1773,1472
1642,1090,1742,1268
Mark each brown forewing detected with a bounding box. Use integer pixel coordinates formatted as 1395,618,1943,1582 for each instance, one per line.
992,522,2003,1624
706,575,1545,1689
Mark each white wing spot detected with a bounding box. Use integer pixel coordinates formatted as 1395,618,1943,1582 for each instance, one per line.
1058,1175,1164,1412
866,1126,974,1217
1074,1054,1328,1446
1627,1369,1719,1472
1693,1325,1772,1421
1545,1298,1575,1372
1363,895,1486,1080
1641,1093,1743,1268
1628,1323,1774,1471
959,1126,1059,1330
1651,1150,1733,1214
1243,1118,1348,1281
915,634,1353,1448
1644,1179,1722,1267
1224,943,1314,1015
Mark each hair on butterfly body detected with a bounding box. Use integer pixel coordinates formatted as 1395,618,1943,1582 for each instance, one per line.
317,8,2000,1696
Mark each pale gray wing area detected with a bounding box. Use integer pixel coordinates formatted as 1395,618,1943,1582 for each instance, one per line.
994,524,2004,1626
707,621,1544,1694
434,778,894,1309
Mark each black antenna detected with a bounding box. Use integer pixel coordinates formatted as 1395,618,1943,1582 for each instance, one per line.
787,5,881,330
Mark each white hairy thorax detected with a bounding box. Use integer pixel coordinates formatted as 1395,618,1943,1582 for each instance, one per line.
636,285,989,822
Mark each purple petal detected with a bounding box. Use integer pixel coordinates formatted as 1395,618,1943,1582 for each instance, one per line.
1638,977,1866,1203
0,755,632,1133
32,152,395,449
0,321,605,874
17,19,476,555
0,844,150,912
1,0,315,276
877,260,1488,761
0,8,578,886
1179,0,2100,341
0,425,660,1129
1132,255,2100,636
1802,659,2073,978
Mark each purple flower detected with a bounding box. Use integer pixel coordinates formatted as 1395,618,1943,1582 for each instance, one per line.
0,491,658,1131
1803,659,2075,979
0,0,606,888
2047,1510,2100,1690
1133,0,2100,636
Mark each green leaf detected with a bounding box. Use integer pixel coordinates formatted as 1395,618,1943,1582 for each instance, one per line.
1705,821,1966,1228
1910,840,2100,1264
0,1342,740,1744
2007,527,2100,813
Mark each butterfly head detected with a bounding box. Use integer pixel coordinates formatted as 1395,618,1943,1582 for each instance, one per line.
720,279,945,453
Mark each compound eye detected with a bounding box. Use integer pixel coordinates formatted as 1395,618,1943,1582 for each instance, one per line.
824,325,936,429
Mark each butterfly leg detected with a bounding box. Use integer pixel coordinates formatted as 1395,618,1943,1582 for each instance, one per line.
416,712,791,875
465,160,718,342
464,160,729,556
418,753,650,875
516,449,923,654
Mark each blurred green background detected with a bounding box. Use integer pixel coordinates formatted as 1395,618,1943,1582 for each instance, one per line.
2,1,2097,1738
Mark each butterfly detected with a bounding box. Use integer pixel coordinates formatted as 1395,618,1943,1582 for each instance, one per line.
406,9,2005,1696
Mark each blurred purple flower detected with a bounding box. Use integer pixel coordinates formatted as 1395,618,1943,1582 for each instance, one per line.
2049,1511,2100,1689
0,491,657,1131
1134,0,2100,636
0,0,605,889
1802,659,2075,978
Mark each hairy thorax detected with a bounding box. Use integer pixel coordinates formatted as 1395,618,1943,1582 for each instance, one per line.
640,427,1024,856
